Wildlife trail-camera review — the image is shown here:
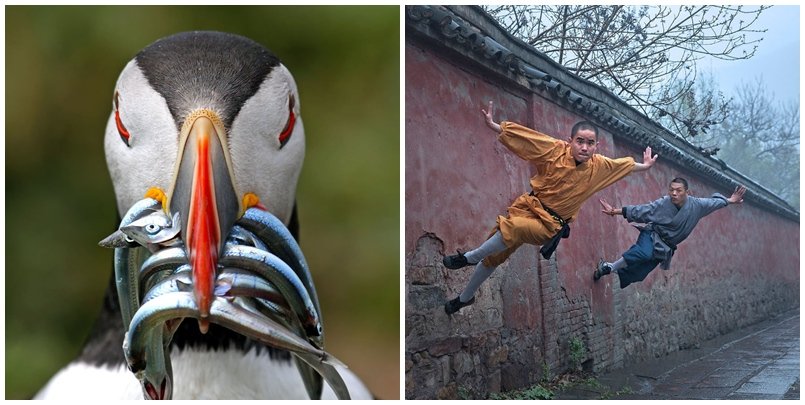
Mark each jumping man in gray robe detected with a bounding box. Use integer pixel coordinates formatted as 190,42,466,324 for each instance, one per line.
594,177,746,288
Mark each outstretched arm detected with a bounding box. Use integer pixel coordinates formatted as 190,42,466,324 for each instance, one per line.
632,146,658,172
605,196,665,223
694,185,746,218
481,100,501,133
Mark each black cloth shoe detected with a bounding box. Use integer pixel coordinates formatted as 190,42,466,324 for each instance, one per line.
443,250,475,269
594,259,612,281
444,296,475,315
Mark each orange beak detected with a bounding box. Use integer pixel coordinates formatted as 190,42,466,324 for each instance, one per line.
168,110,240,333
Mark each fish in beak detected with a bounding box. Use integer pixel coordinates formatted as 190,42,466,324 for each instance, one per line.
167,109,240,332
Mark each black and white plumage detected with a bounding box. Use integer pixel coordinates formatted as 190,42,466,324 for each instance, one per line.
35,31,372,400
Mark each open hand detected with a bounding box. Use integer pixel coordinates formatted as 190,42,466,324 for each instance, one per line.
642,146,658,167
727,185,747,204
599,198,617,216
480,100,500,132
481,100,494,124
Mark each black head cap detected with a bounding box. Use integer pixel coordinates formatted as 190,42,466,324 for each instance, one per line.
135,31,281,131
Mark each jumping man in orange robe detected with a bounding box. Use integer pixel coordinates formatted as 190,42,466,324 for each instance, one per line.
443,101,658,314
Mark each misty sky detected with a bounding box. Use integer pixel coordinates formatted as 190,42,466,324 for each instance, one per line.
701,5,800,106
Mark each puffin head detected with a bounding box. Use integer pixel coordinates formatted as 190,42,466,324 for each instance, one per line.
105,31,304,325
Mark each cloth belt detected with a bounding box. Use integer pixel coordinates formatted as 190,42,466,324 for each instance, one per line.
530,191,570,259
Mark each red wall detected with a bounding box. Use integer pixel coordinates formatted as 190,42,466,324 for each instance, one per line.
405,39,799,399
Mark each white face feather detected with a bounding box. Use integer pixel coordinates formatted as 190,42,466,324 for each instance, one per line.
104,60,304,225
105,60,179,218
229,65,304,225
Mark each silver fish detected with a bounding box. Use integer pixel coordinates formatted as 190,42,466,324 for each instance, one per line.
133,274,193,400
230,292,322,401
140,328,173,400
121,211,182,252
230,210,326,399
106,198,163,329
215,269,287,306
209,296,349,400
139,247,188,291
142,272,192,304
114,246,148,331
114,200,336,399
122,322,177,400
98,198,161,249
123,292,349,399
220,245,322,346
236,208,320,318
226,225,269,251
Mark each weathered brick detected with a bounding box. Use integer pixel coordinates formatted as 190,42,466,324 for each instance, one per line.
409,233,445,268
439,356,451,385
425,336,464,357
408,265,439,286
487,369,502,395
406,285,445,312
486,345,509,368
453,351,474,378
435,384,457,400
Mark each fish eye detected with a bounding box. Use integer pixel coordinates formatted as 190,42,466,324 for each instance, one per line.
124,235,135,243
145,224,160,234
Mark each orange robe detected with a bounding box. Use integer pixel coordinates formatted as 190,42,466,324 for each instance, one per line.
483,121,635,266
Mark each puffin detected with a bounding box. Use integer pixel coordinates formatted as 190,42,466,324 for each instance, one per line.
34,31,372,400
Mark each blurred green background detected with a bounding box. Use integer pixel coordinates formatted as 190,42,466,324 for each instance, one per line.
5,6,399,399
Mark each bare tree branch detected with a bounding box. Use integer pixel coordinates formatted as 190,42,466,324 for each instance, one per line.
482,5,770,140
686,77,800,205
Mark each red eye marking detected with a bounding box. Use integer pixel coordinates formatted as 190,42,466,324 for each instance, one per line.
278,94,296,148
114,91,131,147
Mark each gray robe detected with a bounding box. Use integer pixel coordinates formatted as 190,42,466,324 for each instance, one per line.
622,193,728,269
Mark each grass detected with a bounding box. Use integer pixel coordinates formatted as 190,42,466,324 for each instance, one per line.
489,384,555,400
568,336,585,370
479,337,636,400
487,371,635,400
457,386,472,400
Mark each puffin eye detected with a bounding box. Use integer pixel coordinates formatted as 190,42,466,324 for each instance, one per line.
278,94,296,149
114,91,131,147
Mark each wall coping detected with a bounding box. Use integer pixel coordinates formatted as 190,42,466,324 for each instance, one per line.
406,5,799,222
